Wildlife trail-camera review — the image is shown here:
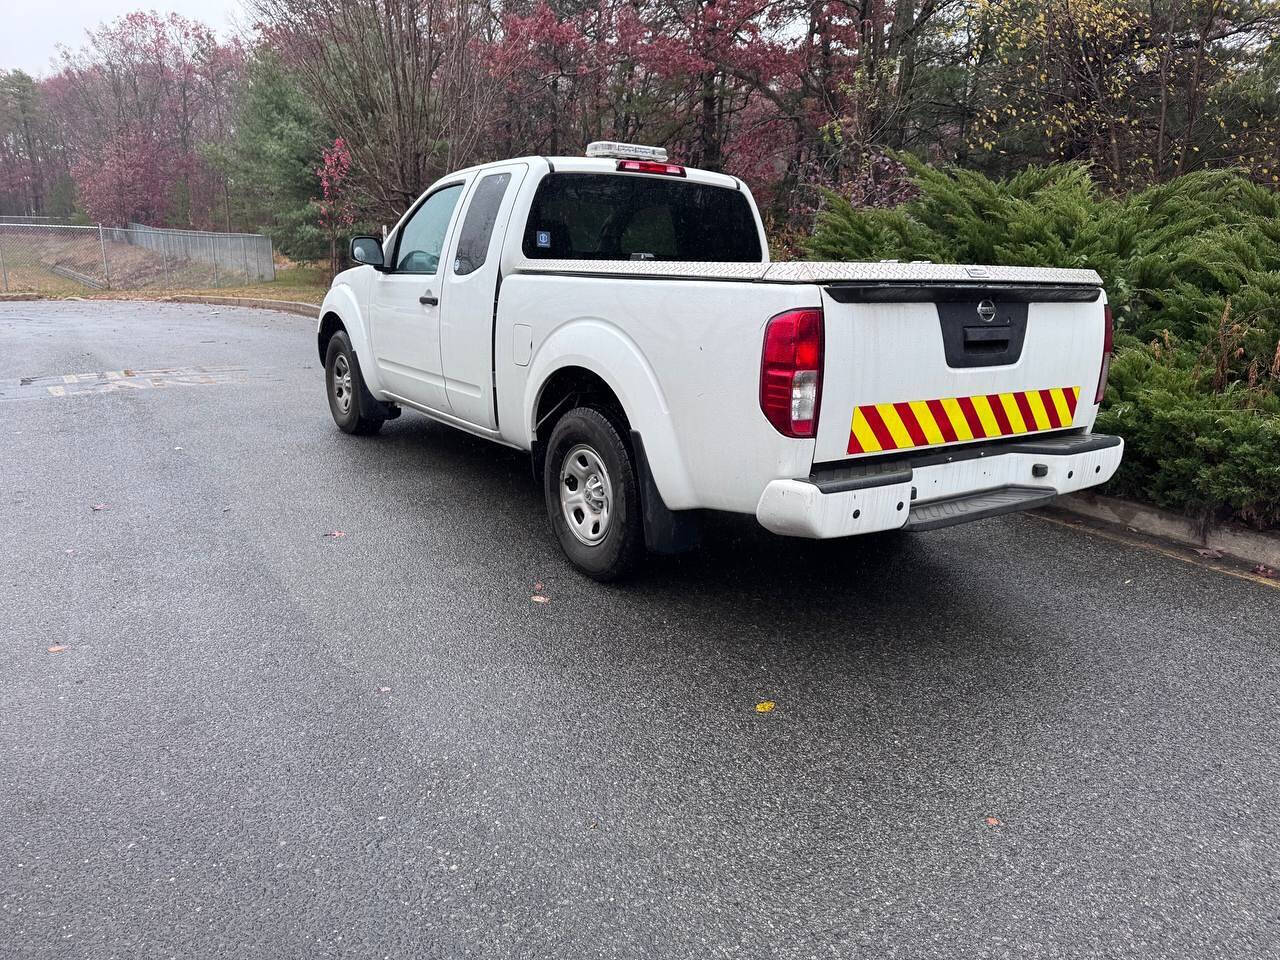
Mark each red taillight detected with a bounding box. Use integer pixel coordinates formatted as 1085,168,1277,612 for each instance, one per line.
616,159,686,177
760,308,824,438
1094,303,1114,404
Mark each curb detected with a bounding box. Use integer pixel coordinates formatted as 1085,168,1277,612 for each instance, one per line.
162,295,320,317
1051,492,1280,570
1,293,322,316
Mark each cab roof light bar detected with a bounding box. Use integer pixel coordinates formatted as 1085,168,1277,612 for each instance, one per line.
585,141,668,162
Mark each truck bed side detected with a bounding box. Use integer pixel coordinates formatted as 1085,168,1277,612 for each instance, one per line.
494,273,823,513
497,260,1110,517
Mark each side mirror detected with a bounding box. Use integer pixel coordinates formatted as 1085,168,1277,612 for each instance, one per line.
350,235,385,269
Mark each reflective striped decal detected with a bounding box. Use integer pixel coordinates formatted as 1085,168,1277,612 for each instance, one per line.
848,386,1080,454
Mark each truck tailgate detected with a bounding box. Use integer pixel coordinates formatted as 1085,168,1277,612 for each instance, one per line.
813,279,1107,464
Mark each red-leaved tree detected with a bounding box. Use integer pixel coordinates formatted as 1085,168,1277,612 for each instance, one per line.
44,11,244,226
318,137,356,276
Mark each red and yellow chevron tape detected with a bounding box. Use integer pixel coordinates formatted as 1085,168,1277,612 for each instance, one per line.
847,386,1080,454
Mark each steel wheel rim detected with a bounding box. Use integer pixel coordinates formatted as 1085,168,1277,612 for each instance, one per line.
332,354,353,415
559,443,612,546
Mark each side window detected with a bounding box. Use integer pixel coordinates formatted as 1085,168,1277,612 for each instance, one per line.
394,183,463,274
453,173,511,276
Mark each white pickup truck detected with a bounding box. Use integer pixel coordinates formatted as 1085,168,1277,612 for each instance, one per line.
318,142,1122,579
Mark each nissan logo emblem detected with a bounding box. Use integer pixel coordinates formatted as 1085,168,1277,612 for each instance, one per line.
977,299,997,322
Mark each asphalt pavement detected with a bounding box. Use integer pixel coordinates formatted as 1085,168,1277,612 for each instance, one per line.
2,301,1278,959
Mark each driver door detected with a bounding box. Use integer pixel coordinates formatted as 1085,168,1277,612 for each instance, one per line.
368,180,467,411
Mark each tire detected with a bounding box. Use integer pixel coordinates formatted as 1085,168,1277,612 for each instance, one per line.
543,406,644,581
324,330,385,435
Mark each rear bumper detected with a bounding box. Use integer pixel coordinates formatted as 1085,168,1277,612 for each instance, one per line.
755,433,1123,539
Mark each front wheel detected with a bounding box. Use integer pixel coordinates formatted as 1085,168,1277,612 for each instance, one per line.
325,330,385,435
543,407,644,581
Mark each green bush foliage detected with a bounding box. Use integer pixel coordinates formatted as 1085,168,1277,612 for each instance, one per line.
205,53,331,262
807,160,1280,527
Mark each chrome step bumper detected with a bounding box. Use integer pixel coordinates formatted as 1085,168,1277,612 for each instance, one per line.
755,432,1124,539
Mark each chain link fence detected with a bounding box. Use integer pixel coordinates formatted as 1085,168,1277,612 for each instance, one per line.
0,215,79,225
0,221,275,294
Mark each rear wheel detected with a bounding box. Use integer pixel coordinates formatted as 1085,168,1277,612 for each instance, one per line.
325,330,385,435
544,407,644,581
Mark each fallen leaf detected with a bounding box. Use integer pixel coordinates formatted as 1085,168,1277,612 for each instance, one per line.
755,700,776,713
1195,548,1223,559
377,686,391,694
985,816,1002,827
47,645,66,654
90,503,109,512
531,594,550,604
322,530,346,538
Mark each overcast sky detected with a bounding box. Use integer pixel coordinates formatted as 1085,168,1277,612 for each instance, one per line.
2,0,240,76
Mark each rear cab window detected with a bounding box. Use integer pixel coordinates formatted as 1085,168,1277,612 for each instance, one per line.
522,173,762,262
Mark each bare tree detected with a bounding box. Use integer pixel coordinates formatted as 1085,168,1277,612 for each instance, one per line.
249,0,512,218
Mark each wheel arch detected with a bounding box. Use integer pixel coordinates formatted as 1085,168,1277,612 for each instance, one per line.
317,311,346,363
524,320,697,511
317,283,381,394
534,366,630,440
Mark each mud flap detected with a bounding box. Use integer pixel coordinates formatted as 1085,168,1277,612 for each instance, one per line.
630,431,700,554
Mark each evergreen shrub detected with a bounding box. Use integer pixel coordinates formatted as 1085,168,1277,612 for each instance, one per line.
807,160,1280,527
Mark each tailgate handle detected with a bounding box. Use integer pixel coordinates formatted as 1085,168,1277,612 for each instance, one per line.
939,299,1028,368
963,325,1010,348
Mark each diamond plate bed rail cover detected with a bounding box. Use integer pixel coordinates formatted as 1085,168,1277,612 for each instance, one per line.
765,261,1102,286
513,258,770,280
513,258,1103,287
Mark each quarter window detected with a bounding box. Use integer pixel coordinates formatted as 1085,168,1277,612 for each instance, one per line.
453,173,512,276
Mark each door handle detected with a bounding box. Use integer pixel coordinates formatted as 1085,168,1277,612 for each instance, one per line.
419,292,438,306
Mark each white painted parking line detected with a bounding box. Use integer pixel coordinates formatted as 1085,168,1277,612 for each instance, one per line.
0,365,249,401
